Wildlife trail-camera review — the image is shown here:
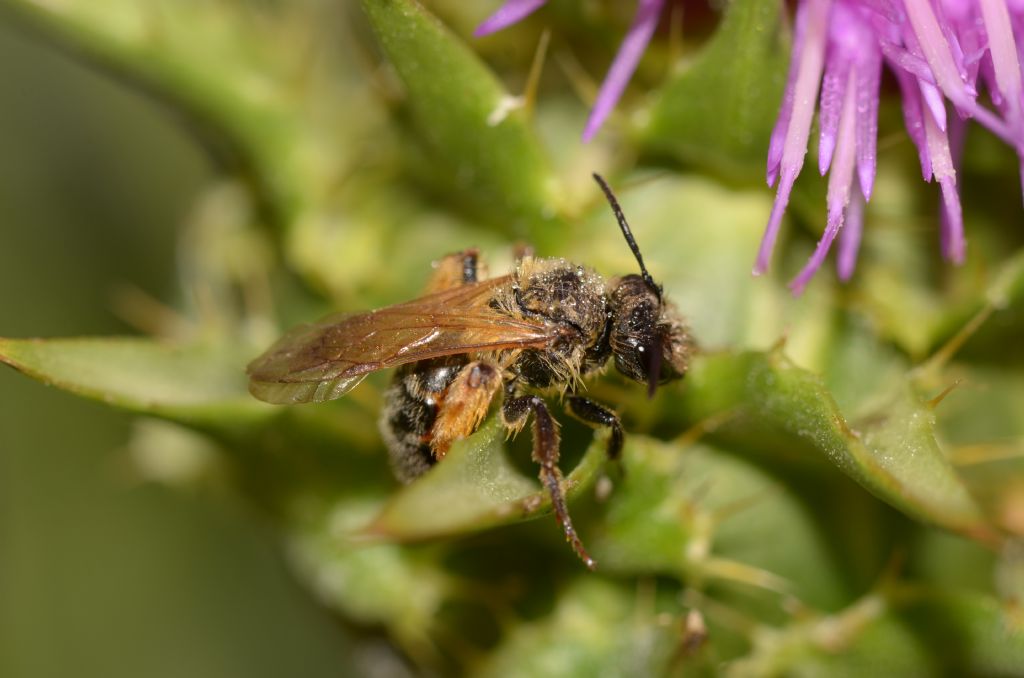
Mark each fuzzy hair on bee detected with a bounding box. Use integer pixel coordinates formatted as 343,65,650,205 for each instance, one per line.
247,174,694,569
488,256,611,391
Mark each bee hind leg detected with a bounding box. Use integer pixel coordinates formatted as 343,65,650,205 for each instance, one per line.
502,392,596,570
425,249,483,292
430,361,503,459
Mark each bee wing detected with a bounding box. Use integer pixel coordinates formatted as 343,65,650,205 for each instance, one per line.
247,277,555,404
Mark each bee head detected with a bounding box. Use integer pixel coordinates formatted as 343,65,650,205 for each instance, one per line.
593,174,692,395
608,275,690,392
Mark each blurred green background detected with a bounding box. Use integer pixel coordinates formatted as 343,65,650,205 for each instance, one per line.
0,15,364,678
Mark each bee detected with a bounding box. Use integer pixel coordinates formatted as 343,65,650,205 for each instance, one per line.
247,174,692,569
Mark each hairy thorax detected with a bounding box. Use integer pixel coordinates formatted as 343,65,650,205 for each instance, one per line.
491,257,611,389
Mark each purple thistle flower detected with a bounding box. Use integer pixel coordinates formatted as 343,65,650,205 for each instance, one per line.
760,0,1024,294
475,0,666,142
476,0,1024,293
474,0,549,37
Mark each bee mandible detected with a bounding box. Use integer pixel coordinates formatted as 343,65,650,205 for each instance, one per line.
247,174,693,569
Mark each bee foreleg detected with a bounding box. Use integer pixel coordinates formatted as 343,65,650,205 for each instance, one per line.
565,396,624,463
501,393,595,570
425,249,483,292
430,361,502,459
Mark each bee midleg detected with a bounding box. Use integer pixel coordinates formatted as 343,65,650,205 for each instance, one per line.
424,249,483,293
430,361,503,459
565,396,624,462
501,389,595,570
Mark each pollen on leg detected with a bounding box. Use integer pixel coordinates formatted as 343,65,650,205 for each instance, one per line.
431,362,502,458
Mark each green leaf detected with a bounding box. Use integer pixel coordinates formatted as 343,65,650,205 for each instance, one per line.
944,411,1024,536
679,350,996,543
895,589,1024,674
816,314,910,415
728,586,1024,676
592,438,854,611
728,592,933,677
0,337,266,426
910,530,997,595
364,418,605,541
360,0,561,240
287,497,453,661
638,0,788,180
476,578,679,678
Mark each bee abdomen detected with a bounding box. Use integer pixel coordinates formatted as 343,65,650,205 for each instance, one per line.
378,359,465,482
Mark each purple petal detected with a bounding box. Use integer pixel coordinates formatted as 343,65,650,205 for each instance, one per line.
780,0,836,157
855,46,883,199
939,0,972,24
921,79,948,131
948,111,967,165
788,218,842,294
878,35,938,85
474,0,548,38
791,66,858,295
979,0,1024,132
581,0,664,142
837,183,865,281
922,98,966,263
893,0,1012,149
861,0,900,25
966,97,1018,143
756,0,832,273
766,146,782,187
755,167,799,276
933,0,970,84
895,69,933,179
818,46,851,175
952,11,986,87
769,0,820,185
963,45,987,70
938,176,965,263
903,0,977,113
979,51,1004,107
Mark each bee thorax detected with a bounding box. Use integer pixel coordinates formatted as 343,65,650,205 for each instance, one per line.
497,258,610,388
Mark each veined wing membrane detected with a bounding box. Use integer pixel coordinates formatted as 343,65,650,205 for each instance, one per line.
247,277,555,404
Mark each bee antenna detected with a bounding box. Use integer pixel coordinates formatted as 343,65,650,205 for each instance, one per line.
592,173,661,299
